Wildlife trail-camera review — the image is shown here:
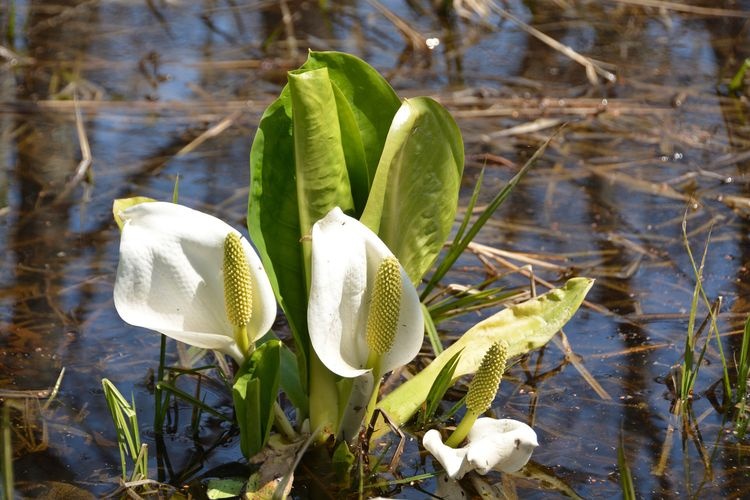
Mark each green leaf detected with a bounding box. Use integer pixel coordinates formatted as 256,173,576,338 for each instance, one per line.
207,478,246,499
279,343,308,417
331,85,369,214
288,67,354,240
302,50,401,202
360,97,464,284
233,340,282,458
378,277,594,426
332,441,356,486
248,92,309,354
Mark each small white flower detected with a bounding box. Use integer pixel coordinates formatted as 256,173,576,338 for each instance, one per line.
114,201,276,364
423,418,538,480
307,207,423,378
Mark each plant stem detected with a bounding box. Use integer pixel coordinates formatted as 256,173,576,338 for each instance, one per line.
363,374,382,433
362,353,383,429
273,401,298,441
235,324,251,359
154,334,167,434
445,410,478,447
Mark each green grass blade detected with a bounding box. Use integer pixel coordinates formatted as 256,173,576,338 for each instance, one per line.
680,218,706,402
418,348,463,427
738,315,750,403
155,381,231,422
681,220,731,402
421,168,485,300
617,432,636,500
421,132,557,299
171,174,180,203
154,334,168,434
729,58,750,94
428,286,522,324
423,303,443,355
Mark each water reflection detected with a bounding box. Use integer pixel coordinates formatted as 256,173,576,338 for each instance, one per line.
2,0,750,497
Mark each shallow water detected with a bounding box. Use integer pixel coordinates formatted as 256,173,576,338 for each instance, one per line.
2,0,750,498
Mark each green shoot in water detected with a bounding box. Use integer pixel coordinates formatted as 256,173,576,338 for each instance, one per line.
101,378,148,481
680,219,731,406
729,58,750,95
617,430,636,500
734,315,750,437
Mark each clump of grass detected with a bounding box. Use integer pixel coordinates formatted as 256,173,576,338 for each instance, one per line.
732,315,750,437
101,379,148,482
654,216,731,481
679,218,730,407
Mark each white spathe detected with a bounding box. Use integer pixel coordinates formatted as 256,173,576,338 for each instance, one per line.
423,418,538,480
114,201,276,364
307,207,423,378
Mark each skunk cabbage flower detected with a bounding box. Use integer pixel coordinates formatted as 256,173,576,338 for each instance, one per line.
423,418,538,479
114,201,276,364
307,207,423,378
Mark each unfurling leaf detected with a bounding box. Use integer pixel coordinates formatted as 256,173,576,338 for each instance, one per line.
233,340,282,458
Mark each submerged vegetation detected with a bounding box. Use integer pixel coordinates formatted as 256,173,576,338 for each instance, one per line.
2,1,750,498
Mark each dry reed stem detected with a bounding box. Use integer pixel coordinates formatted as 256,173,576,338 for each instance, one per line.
552,331,612,400
610,0,750,18
467,242,568,271
489,3,616,85
366,0,427,50
487,117,566,138
174,109,244,157
279,0,299,60
50,99,92,206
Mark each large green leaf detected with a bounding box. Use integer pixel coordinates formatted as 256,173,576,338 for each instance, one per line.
360,97,464,284
302,50,401,204
248,93,310,360
232,340,282,458
288,67,354,242
331,85,369,214
378,277,594,426
248,52,401,359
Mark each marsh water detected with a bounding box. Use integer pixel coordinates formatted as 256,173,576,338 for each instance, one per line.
2,0,750,498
